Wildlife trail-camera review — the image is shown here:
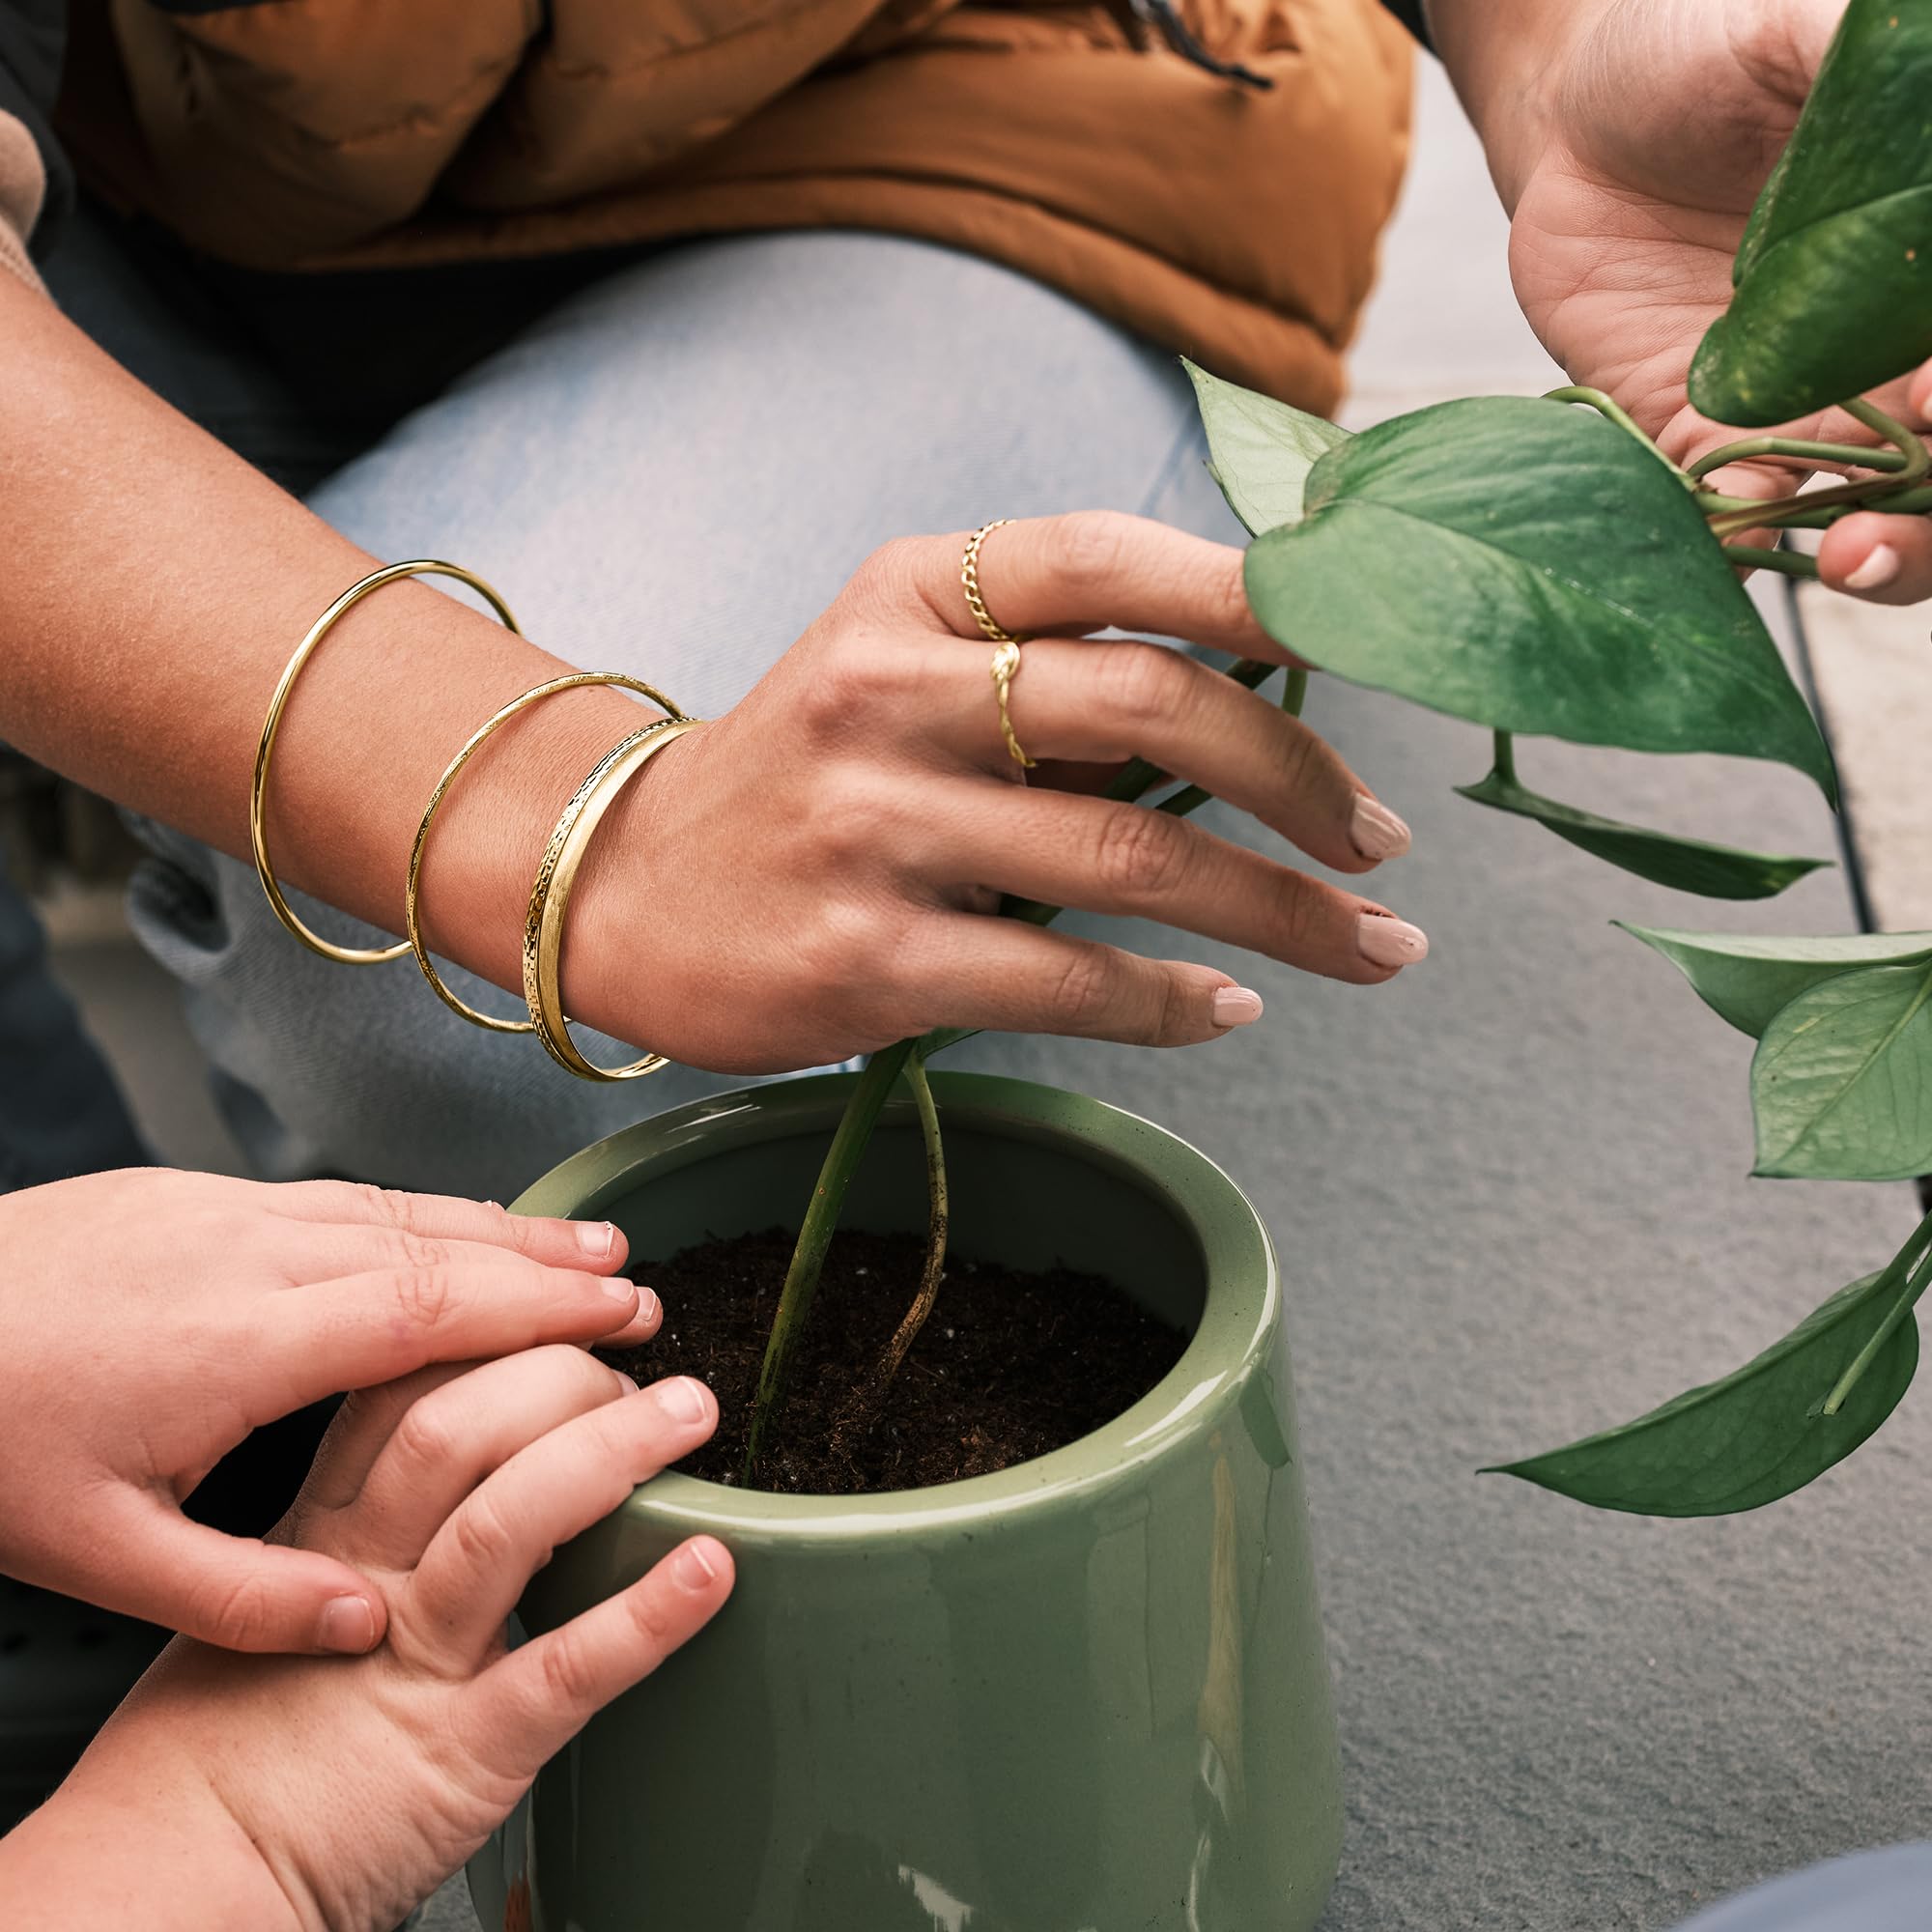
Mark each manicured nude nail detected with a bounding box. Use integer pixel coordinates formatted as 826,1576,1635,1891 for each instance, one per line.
318,1595,377,1655
657,1376,712,1424
1356,911,1430,968
675,1539,724,1590
577,1219,618,1260
1846,543,1902,591
1349,795,1412,862
1211,986,1264,1028
602,1276,639,1306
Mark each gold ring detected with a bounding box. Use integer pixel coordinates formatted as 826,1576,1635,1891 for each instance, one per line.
524,717,702,1081
252,560,520,965
961,519,1029,645
408,671,687,1032
988,639,1037,770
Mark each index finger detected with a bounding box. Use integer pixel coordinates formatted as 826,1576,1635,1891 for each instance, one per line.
269,1179,628,1273
887,512,1290,662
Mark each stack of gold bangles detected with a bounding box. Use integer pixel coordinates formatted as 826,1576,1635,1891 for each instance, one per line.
248,559,696,1084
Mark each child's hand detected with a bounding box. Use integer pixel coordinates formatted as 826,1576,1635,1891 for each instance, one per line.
0,1349,733,1932
0,1169,658,1653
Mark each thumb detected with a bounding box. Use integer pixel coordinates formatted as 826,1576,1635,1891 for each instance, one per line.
105,1498,390,1655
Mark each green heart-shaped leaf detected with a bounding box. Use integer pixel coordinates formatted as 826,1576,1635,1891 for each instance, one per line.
1751,957,1932,1178
1491,1266,1918,1515
1244,397,1836,797
1457,765,1828,899
1620,924,1932,1037
1183,357,1350,536
1690,0,1932,426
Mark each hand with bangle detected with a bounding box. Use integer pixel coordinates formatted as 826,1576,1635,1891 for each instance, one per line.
248,515,1432,1087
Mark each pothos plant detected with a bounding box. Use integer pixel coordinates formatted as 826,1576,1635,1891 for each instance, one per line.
744,0,1932,1515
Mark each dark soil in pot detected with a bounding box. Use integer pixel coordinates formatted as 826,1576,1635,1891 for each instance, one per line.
601,1227,1187,1495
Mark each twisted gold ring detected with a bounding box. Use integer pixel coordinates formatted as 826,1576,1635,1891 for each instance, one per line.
988,639,1037,770
408,670,687,1033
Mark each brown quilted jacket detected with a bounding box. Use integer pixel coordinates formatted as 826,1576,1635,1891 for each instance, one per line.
57,0,1411,407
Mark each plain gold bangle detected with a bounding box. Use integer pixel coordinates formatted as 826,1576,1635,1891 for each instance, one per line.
406,671,686,1033
524,717,702,1081
251,560,521,965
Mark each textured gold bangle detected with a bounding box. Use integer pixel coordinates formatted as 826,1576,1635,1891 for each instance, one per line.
252,560,521,965
407,671,687,1033
524,717,702,1081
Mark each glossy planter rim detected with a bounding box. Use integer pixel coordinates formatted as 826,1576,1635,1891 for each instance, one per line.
512,1071,1277,1539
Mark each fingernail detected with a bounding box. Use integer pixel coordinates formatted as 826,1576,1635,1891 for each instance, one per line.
1349,795,1412,862
577,1219,617,1260
1846,543,1901,591
611,1369,640,1395
675,1538,724,1590
657,1376,712,1424
1210,985,1264,1028
483,1200,503,1211
633,1283,661,1325
318,1595,377,1655
1357,911,1430,968
602,1275,639,1306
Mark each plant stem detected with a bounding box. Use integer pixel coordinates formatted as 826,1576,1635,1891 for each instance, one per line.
1708,398,1932,539
1721,544,1820,580
1543,385,1668,463
1686,434,1916,482
1490,727,1517,785
744,1038,913,1477
874,1054,950,1388
1821,1208,1932,1417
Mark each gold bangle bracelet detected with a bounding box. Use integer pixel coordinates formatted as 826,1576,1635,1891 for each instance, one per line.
523,717,702,1081
252,560,521,965
407,671,688,1033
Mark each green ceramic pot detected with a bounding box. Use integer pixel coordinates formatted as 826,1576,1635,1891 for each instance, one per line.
468,1071,1341,1932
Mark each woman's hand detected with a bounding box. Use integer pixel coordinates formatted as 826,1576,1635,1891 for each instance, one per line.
0,1169,656,1654
561,512,1429,1073
0,1352,732,1932
1435,0,1932,603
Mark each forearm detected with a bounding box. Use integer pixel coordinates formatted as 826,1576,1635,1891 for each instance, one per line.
0,273,648,1018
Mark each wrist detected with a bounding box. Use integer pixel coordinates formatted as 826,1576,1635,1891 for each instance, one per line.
1426,0,1617,208
1,1751,304,1932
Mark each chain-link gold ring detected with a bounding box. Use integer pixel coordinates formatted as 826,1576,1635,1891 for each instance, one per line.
961,520,1028,645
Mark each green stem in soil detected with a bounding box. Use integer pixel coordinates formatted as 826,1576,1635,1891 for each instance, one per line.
873,1053,950,1389
1721,544,1820,580
746,653,1292,1475
1821,1207,1932,1417
744,1038,914,1477
1490,726,1517,786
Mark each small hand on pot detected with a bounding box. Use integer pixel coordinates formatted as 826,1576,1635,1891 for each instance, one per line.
0,1168,658,1653
561,511,1426,1075
0,1348,732,1931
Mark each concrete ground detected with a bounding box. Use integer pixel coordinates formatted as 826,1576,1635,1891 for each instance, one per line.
35,56,1931,1932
